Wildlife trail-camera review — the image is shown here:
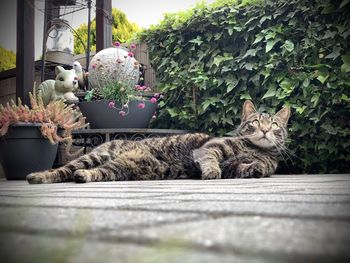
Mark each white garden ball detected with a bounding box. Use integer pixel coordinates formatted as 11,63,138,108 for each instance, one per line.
88,47,140,91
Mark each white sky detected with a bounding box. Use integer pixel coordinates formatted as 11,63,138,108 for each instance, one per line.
0,0,216,59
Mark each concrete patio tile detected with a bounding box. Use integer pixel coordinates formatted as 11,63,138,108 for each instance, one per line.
0,206,202,233
0,174,349,262
130,200,350,219
0,233,264,263
118,215,350,260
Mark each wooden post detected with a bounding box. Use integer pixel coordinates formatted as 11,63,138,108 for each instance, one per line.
16,0,35,105
96,0,112,52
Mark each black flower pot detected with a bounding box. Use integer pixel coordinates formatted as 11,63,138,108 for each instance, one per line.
0,123,59,180
79,100,157,129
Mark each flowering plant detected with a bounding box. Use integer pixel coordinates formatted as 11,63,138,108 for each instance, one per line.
85,42,162,118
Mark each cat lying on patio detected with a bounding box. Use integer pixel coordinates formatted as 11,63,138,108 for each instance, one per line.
27,100,290,184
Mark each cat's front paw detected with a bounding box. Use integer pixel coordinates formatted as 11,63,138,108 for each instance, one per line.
201,168,221,180
74,170,91,183
236,162,266,179
27,172,51,184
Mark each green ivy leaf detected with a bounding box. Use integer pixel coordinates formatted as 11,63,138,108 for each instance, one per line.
282,40,294,52
226,79,239,93
242,49,257,58
189,36,203,46
311,93,320,107
212,54,233,67
266,39,279,52
302,78,310,88
322,30,337,39
262,86,276,99
253,34,264,44
295,105,307,114
240,93,252,100
341,55,350,73
325,46,341,60
167,108,179,117
243,62,254,71
316,72,329,84
340,0,350,8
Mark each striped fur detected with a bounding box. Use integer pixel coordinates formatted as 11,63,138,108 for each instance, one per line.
27,101,290,184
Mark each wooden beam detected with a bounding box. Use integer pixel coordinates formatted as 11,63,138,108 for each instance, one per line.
96,0,112,52
16,0,35,106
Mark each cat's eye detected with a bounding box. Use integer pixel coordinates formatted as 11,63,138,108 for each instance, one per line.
252,120,260,126
271,122,278,129
59,77,64,81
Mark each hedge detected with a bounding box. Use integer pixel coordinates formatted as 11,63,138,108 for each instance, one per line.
139,0,350,173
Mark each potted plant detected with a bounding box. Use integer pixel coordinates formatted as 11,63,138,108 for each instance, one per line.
0,92,87,180
78,42,161,129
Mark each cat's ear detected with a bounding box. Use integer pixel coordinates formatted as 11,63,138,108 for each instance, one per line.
55,66,65,76
274,106,291,125
242,100,257,121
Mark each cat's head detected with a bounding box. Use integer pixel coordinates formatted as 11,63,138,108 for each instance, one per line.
237,100,290,150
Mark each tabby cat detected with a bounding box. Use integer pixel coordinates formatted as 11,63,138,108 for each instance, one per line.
27,100,290,184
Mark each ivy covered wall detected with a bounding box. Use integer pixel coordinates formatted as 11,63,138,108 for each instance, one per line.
140,0,350,173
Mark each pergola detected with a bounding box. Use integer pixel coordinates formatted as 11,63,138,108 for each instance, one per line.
16,0,112,105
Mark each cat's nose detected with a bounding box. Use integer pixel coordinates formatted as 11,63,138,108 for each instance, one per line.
73,80,77,85
261,128,269,134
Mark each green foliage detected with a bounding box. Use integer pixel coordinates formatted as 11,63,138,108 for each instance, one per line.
74,8,139,54
0,46,16,72
140,0,350,173
100,81,137,103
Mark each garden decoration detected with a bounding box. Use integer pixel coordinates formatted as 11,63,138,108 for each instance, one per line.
78,43,161,129
37,65,79,106
0,91,87,179
73,61,89,91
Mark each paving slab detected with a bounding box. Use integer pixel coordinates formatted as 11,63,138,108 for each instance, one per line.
0,174,349,262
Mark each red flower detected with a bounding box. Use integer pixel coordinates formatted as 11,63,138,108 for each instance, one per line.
92,64,97,69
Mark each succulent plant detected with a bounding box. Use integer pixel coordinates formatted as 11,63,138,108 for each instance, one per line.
0,91,87,144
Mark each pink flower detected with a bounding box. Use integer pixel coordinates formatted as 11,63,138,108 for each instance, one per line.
137,102,145,109
113,41,121,47
108,101,115,108
135,85,141,90
119,110,126,117
116,58,123,64
154,93,160,98
130,44,136,49
128,52,134,57
92,64,97,69
150,97,157,103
